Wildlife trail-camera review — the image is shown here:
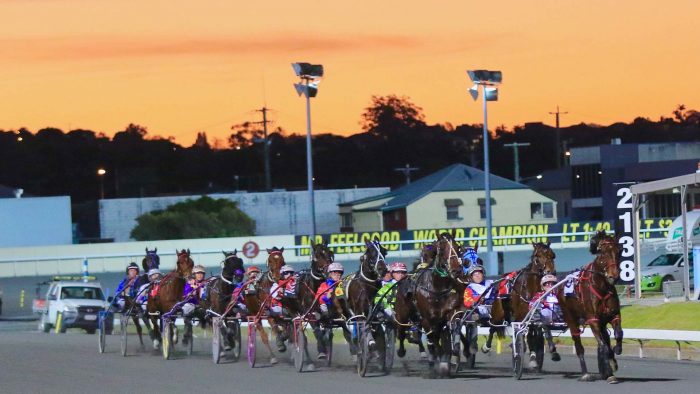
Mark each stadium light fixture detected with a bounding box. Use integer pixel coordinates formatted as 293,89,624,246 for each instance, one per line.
467,69,503,256
292,62,324,240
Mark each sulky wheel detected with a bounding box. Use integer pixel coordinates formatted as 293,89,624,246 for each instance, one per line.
294,323,306,372
247,321,257,368
162,320,173,360
231,319,242,362
212,317,222,364
120,314,129,357
383,325,396,374
513,331,526,380
98,312,107,354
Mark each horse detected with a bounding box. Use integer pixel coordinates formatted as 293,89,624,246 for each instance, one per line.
119,248,160,348
282,242,335,362
413,232,463,378
558,230,623,383
343,239,389,358
200,250,244,351
244,246,286,364
147,249,194,350
478,242,557,373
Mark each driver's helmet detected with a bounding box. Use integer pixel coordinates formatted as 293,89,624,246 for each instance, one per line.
280,265,295,275
540,274,558,287
126,262,140,274
327,262,344,273
390,262,408,273
246,266,261,276
468,264,485,277
147,268,162,279
192,265,206,275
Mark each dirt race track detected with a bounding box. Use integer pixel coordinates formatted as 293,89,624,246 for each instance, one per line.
0,325,698,394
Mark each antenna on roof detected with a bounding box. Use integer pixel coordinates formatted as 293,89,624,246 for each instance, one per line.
394,163,419,185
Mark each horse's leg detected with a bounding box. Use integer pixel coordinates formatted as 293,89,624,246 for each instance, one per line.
544,326,560,361
397,326,407,358
425,329,439,379
312,322,327,357
534,328,545,373
257,321,277,364
417,335,427,359
438,326,452,378
597,323,619,383
183,317,192,345
271,318,287,353
149,315,161,350
611,314,623,355
132,315,145,350
526,329,538,368
482,328,495,353
341,323,356,359
570,328,593,381
589,322,614,382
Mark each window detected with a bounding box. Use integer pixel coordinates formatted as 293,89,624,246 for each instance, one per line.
60,286,105,300
444,199,463,220
477,198,496,220
571,164,602,198
531,202,554,219
340,213,353,228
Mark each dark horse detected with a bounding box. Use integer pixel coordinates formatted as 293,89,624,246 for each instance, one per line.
484,242,557,371
244,246,285,364
118,248,160,348
413,233,463,378
282,242,335,363
558,230,623,383
344,239,389,358
147,249,194,350
201,250,245,351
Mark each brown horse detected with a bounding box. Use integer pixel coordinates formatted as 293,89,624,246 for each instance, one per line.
244,246,285,364
201,250,244,351
483,242,557,371
147,249,194,350
558,230,623,383
344,239,389,357
413,232,463,378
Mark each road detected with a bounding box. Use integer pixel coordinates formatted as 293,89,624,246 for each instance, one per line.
0,327,697,394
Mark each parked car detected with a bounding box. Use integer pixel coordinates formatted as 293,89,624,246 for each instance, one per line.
641,253,694,292
37,276,110,334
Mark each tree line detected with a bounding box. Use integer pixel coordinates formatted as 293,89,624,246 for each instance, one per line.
1,97,699,204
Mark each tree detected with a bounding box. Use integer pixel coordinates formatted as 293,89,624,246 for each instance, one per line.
360,95,426,139
130,196,256,240
229,121,262,149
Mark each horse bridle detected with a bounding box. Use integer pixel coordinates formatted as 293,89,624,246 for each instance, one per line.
360,241,385,282
435,236,461,279
267,251,284,281
596,239,620,281
310,246,332,280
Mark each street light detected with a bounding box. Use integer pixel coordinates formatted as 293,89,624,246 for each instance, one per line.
292,62,324,240
97,168,106,199
467,69,502,257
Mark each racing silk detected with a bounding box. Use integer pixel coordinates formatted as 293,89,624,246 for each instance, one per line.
135,283,150,304
463,279,495,308
183,279,206,305
498,271,517,296
373,279,397,309
270,277,296,307
315,278,341,306
115,276,137,299
529,290,559,310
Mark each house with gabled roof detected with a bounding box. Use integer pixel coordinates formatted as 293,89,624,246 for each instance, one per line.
338,163,557,232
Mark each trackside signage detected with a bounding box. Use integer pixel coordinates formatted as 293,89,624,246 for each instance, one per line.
294,218,673,256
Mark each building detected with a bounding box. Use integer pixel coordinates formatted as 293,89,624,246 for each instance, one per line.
0,196,73,247
99,188,389,242
568,141,700,220
338,163,557,232
521,166,572,220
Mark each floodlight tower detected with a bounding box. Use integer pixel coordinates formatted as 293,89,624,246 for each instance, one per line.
467,69,502,255
292,62,324,240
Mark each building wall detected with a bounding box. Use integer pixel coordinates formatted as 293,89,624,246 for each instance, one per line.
406,190,557,230
100,188,388,242
0,196,73,247
352,211,384,232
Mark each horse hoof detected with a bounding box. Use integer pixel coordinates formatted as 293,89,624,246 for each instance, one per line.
528,354,538,369
397,348,406,358
420,352,428,360
551,352,561,362
613,344,622,356
153,339,160,350
438,362,450,377
277,345,287,353
610,358,618,372
481,344,491,354
306,363,315,372
270,357,278,365
578,373,596,382
352,354,358,363
224,345,232,351
607,376,619,384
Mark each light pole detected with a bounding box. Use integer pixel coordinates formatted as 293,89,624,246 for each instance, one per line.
97,168,106,199
467,69,502,256
292,62,324,241
504,142,530,182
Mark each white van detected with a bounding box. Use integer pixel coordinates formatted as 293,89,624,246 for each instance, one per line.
37,277,110,334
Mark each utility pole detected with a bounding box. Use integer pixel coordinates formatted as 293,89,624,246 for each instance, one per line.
549,106,568,168
394,163,419,185
503,142,530,182
254,107,273,191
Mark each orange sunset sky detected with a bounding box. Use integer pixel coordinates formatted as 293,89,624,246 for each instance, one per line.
1,0,699,146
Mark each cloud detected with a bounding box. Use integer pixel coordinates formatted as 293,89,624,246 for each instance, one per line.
0,33,422,63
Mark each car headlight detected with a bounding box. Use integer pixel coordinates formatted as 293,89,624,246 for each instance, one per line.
63,305,77,313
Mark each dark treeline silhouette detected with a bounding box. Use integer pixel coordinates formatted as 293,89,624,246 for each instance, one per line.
1,99,699,204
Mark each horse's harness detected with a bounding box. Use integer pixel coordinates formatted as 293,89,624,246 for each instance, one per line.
434,236,461,280
359,241,385,283
310,247,332,280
